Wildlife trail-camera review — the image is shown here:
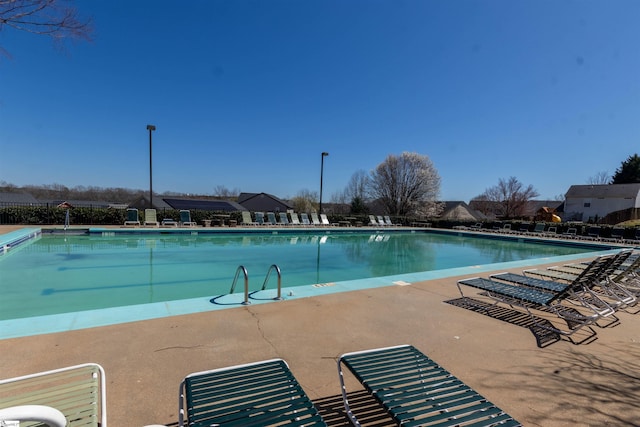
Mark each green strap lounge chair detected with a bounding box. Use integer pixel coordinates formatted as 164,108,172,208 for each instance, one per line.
124,208,140,226
255,212,266,226
267,212,279,226
179,359,327,427
499,251,636,311
528,222,545,235
338,345,521,427
279,212,290,226
0,363,107,427
456,255,622,340
179,210,197,227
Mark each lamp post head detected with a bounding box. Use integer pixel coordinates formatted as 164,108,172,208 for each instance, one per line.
147,125,156,131
322,152,329,157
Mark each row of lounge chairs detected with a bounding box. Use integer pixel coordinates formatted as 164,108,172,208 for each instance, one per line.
124,208,197,228
456,249,640,343
0,344,522,426
480,222,640,243
368,214,398,226
241,211,334,227
241,212,401,227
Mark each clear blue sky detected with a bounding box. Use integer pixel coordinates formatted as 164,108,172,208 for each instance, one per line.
1,0,638,202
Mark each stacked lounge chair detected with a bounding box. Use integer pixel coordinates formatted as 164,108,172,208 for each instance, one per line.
456,253,621,340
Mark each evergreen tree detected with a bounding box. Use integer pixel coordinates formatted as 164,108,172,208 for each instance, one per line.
611,154,640,184
350,196,368,215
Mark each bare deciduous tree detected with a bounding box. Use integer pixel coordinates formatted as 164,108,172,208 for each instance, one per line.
290,189,318,213
0,0,92,56
475,177,539,219
344,170,369,202
212,185,240,198
368,152,441,216
587,171,610,185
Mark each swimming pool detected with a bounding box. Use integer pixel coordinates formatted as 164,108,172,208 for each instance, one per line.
0,228,615,337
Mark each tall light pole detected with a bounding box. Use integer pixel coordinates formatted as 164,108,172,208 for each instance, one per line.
147,125,156,207
319,152,329,214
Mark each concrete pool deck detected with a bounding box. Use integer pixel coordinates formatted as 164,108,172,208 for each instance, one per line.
2,225,640,426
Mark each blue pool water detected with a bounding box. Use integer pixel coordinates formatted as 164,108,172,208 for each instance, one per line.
0,230,604,324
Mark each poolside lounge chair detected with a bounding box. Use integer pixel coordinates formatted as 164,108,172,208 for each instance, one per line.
124,208,140,226
310,212,322,226
543,226,558,237
241,211,258,226
368,215,378,226
179,359,327,427
493,252,633,315
320,214,332,226
497,223,513,233
376,215,387,226
457,254,622,338
144,209,159,227
300,213,311,226
267,212,279,226
162,217,178,227
338,345,521,427
383,215,398,226
255,212,266,225
528,222,545,235
524,250,633,283
603,227,626,243
524,250,638,308
279,212,290,226
584,226,602,241
179,210,197,227
562,227,577,239
630,228,640,245
0,363,107,427
290,212,301,226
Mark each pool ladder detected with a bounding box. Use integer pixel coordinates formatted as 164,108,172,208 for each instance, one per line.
217,264,283,305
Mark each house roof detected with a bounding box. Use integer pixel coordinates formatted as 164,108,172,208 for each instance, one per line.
565,183,640,199
41,199,115,208
163,198,245,212
237,192,293,210
0,192,40,205
439,201,485,221
527,200,563,212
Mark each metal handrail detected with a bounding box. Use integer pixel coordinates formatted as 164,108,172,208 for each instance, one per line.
229,265,250,305
260,264,283,300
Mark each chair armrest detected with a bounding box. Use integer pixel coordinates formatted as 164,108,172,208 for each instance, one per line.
0,405,67,427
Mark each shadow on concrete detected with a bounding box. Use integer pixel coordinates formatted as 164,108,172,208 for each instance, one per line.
313,389,394,426
445,296,573,348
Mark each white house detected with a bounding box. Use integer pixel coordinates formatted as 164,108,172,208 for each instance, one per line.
563,183,640,222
